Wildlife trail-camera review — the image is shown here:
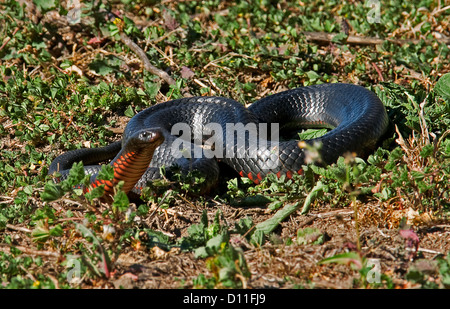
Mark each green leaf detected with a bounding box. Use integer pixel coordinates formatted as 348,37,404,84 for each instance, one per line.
49,224,63,237
200,209,208,227
206,232,229,251
40,181,63,202
97,165,114,181
301,181,325,214
234,217,253,235
306,70,320,81
231,195,272,207
297,227,325,245
112,189,129,213
32,220,49,243
254,202,300,236
144,229,171,247
206,210,223,238
179,209,210,250
267,200,283,211
124,105,135,118
434,73,450,100
193,246,208,259
331,32,348,43
194,232,229,258
318,252,364,270
60,161,87,191
33,0,56,12
250,229,265,246
89,59,115,76
298,128,328,140
144,82,161,98
84,185,105,200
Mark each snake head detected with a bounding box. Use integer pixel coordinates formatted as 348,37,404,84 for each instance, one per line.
126,128,164,153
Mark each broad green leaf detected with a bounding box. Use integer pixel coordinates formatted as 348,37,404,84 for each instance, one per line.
97,165,114,181
301,181,325,214
84,185,105,201
144,81,161,98
298,128,328,140
250,229,265,246
318,252,364,270
89,59,115,76
434,73,450,100
234,217,253,235
41,181,63,202
49,224,63,237
254,202,300,235
194,232,229,258
112,189,129,213
306,70,320,81
331,32,348,43
33,0,56,12
124,105,135,118
32,220,49,243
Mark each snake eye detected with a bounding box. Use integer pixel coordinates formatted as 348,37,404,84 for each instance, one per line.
140,131,152,140
141,131,154,141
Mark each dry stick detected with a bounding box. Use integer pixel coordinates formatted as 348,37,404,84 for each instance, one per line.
6,224,32,234
0,244,60,258
432,5,450,16
302,31,450,46
0,27,19,52
119,32,192,97
308,209,354,218
119,32,176,85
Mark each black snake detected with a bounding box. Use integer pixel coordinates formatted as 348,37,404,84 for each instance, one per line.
49,83,389,197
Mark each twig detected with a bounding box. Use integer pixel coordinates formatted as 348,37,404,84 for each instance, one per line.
193,78,216,94
304,31,385,45
148,189,172,219
371,62,385,82
308,209,354,218
148,28,185,45
377,228,390,238
0,27,19,52
431,5,450,16
176,193,200,211
6,224,32,233
119,32,176,86
148,41,177,67
114,15,192,96
204,52,254,70
119,31,192,97
298,216,316,228
406,247,443,255
303,31,450,46
0,244,60,258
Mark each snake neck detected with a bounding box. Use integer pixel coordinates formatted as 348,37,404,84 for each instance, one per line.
89,151,154,197
87,129,164,199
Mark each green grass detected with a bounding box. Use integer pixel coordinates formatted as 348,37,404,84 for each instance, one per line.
0,0,449,289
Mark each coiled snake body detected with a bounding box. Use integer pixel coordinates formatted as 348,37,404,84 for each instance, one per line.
49,83,389,197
